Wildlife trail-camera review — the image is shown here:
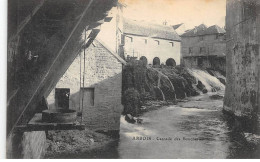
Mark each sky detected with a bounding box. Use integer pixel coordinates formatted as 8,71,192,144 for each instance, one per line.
118,0,226,30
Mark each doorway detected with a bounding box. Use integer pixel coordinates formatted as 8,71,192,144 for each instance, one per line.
81,87,95,107
55,88,70,109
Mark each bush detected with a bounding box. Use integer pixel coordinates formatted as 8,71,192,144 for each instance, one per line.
122,88,141,116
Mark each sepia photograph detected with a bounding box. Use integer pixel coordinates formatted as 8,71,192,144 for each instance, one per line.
5,0,260,159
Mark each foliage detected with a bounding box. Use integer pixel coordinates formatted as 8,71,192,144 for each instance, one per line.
122,88,141,116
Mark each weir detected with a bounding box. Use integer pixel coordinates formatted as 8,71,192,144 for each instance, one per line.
188,69,225,92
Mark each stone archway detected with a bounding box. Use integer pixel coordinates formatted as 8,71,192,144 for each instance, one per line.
153,57,160,66
140,56,148,65
166,58,176,67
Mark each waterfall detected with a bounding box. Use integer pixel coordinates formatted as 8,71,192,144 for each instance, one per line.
166,76,177,100
184,92,187,98
187,68,225,92
157,74,165,101
154,69,176,100
157,86,166,101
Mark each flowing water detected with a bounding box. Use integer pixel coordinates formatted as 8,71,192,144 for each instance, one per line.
56,92,259,159
81,92,259,159
188,69,225,92
118,106,232,158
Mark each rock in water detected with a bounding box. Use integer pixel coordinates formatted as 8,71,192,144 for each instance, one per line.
136,118,143,124
202,89,208,94
209,94,224,100
125,114,136,124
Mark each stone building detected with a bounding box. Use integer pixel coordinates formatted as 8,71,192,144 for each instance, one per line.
47,38,126,135
6,0,117,158
117,18,181,66
224,0,260,131
181,24,226,73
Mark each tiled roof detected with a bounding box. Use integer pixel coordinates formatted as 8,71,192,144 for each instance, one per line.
122,18,181,41
205,25,226,35
181,24,225,37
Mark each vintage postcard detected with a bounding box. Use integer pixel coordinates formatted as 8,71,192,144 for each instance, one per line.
6,0,260,159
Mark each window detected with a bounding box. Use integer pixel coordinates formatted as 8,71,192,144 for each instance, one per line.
198,58,203,67
200,47,206,53
155,40,160,45
199,36,204,41
169,42,174,47
144,39,147,44
189,47,193,54
81,87,94,106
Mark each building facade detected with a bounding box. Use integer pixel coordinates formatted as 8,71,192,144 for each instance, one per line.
47,39,126,135
181,24,226,73
117,18,181,65
224,0,260,131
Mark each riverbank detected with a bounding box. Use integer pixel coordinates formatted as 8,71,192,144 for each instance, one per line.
44,129,116,158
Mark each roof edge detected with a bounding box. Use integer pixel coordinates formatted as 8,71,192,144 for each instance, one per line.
123,33,181,41
95,38,127,65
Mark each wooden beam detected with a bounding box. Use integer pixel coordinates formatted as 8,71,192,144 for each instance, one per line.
87,27,101,39
9,0,94,136
8,0,46,44
89,19,105,28
104,11,113,22
104,16,113,22
14,113,85,132
15,124,85,132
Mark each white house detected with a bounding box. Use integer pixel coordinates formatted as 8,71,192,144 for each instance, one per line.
117,18,181,65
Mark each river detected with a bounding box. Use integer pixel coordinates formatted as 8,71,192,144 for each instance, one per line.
58,92,260,159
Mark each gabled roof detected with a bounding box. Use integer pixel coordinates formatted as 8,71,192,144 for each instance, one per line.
181,24,207,37
205,25,226,35
181,24,225,37
122,18,181,41
95,38,127,65
172,23,183,30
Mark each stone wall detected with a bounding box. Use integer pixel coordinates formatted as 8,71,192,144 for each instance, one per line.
6,131,46,159
181,34,226,71
224,0,260,131
181,34,226,58
182,56,226,73
47,39,124,133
